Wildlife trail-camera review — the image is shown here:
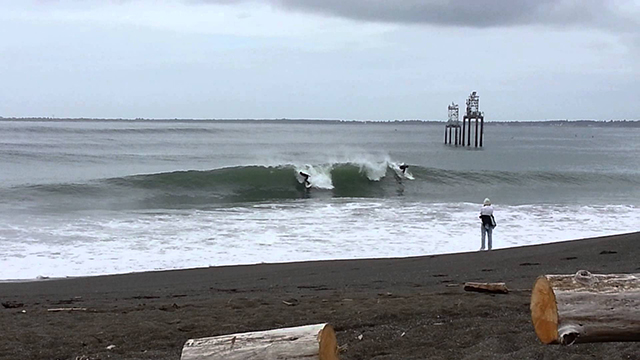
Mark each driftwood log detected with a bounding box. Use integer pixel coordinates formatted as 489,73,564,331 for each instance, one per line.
463,282,509,294
47,307,87,312
530,270,640,345
181,323,339,360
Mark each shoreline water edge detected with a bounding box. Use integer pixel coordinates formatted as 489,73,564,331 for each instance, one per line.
1,231,639,359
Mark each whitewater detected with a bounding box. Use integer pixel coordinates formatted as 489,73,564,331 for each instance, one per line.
1,120,639,280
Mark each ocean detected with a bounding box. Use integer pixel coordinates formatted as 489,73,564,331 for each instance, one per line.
1,119,639,281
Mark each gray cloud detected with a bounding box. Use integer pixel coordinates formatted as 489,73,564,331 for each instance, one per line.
193,0,637,31
3,0,638,120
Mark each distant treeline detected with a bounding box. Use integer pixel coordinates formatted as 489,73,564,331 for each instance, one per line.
1,117,638,127
489,120,640,127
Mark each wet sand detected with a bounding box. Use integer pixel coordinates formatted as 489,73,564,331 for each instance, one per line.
1,232,639,360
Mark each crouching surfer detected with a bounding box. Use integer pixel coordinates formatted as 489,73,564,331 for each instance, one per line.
394,163,409,182
299,171,311,189
393,164,408,195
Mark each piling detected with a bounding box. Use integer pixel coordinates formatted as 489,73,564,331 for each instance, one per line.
444,92,485,147
480,116,484,147
460,91,485,147
444,102,461,146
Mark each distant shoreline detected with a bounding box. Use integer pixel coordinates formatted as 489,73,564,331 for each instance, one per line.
1,117,639,127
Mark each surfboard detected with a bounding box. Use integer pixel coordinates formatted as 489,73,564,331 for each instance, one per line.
392,164,414,180
401,172,415,180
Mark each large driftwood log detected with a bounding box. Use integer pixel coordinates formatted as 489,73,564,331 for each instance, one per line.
530,270,640,345
181,323,339,360
463,282,509,294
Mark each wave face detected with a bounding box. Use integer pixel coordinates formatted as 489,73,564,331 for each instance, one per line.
10,162,404,210
5,162,640,212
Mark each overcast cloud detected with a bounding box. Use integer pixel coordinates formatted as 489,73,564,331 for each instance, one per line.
1,0,639,120
196,0,638,31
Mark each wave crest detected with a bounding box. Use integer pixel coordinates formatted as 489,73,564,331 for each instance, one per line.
7,163,640,211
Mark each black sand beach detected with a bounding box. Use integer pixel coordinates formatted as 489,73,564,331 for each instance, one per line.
1,232,639,360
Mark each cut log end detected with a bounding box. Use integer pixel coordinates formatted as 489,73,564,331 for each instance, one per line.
318,324,339,360
530,276,559,344
531,272,640,345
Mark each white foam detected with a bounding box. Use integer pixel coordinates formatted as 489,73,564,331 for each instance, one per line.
295,164,334,189
1,202,639,280
283,151,398,182
355,158,390,181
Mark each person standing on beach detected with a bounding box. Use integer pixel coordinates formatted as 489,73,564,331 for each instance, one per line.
479,198,496,251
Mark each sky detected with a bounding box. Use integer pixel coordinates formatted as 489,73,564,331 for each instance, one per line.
1,0,639,121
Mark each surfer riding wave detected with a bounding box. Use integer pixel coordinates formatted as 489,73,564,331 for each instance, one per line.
299,171,311,189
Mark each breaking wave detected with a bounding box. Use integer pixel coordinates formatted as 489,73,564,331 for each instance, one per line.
5,162,640,211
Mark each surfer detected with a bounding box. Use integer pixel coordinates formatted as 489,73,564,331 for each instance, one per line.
299,171,311,188
393,164,408,195
394,163,409,182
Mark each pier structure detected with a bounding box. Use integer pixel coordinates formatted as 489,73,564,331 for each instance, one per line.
444,102,461,145
461,91,484,147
